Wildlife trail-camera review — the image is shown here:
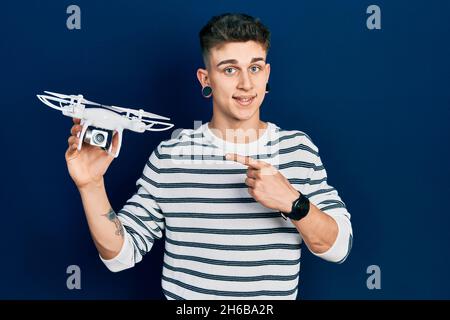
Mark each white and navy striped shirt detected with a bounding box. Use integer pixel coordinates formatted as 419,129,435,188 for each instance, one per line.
101,122,353,300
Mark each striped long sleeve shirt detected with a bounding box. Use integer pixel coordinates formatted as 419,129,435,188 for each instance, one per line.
100,122,353,300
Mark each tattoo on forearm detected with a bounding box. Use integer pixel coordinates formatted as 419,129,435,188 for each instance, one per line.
102,208,124,237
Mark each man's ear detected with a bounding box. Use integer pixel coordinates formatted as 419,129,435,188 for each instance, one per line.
265,63,271,82
197,68,209,87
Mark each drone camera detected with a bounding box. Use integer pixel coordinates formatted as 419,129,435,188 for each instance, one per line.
83,126,113,150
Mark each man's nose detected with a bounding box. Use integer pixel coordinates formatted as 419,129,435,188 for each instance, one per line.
237,71,253,91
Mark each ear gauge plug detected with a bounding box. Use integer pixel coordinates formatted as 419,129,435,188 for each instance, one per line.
202,86,212,98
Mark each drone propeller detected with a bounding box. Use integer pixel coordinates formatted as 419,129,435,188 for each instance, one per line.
142,119,175,131
42,91,170,120
104,105,171,121
44,91,101,106
43,91,70,99
37,94,72,111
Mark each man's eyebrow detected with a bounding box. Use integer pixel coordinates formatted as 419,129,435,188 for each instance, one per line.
216,57,266,67
216,59,238,67
250,57,265,63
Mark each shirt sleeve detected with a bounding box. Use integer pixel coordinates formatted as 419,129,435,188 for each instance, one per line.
100,144,165,272
300,134,353,263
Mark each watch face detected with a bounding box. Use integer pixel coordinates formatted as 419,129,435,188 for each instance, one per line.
292,195,310,220
298,200,308,212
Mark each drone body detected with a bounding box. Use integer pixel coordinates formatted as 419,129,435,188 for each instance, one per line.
37,91,174,157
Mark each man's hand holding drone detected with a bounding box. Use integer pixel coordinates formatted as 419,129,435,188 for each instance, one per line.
65,118,120,189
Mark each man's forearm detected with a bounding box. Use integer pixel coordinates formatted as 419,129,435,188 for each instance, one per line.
292,203,338,253
280,190,338,253
78,180,125,260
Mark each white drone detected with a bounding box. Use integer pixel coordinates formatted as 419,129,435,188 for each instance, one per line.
37,91,174,157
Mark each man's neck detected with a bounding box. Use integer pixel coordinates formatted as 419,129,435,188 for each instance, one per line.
208,115,268,144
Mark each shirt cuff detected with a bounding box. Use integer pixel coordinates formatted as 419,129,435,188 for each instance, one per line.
312,213,353,263
99,233,135,272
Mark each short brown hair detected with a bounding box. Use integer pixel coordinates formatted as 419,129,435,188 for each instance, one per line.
199,13,271,66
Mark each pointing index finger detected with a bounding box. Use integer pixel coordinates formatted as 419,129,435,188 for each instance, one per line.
225,153,263,169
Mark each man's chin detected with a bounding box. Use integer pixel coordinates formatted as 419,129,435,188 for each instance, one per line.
231,108,259,121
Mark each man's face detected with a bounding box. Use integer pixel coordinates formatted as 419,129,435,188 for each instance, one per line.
199,41,270,122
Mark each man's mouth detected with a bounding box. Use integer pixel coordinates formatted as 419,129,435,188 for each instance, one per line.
232,95,257,106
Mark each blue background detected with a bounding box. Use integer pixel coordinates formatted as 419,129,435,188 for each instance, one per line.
1,0,449,299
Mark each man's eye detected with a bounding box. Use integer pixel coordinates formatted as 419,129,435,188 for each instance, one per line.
250,65,262,73
224,67,236,75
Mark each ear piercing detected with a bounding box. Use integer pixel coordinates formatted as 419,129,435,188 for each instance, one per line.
202,86,212,98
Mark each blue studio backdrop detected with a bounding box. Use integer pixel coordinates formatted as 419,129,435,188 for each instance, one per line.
1,0,449,299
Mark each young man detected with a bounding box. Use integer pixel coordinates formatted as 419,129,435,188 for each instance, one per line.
65,13,352,300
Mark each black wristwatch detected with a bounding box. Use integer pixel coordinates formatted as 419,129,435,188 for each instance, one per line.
280,193,310,221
